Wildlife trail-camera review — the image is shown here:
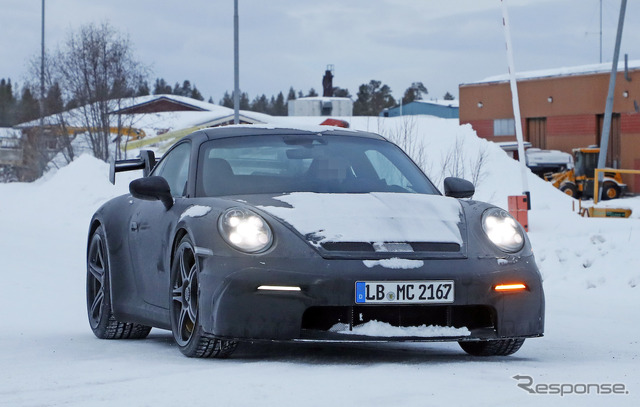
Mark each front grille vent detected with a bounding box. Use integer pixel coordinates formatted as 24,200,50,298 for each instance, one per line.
320,241,460,253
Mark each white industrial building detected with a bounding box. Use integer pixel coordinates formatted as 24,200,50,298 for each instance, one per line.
288,97,353,117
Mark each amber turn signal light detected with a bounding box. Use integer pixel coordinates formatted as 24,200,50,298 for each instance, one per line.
494,283,527,292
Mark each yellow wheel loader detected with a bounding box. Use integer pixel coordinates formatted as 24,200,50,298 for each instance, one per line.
545,147,626,200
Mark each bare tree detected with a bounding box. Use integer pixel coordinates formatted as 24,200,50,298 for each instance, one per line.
434,135,488,188
384,116,428,171
382,117,488,191
54,22,148,161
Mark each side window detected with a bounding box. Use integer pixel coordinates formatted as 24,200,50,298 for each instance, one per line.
153,143,191,197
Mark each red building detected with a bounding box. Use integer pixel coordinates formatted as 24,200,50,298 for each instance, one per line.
459,62,640,191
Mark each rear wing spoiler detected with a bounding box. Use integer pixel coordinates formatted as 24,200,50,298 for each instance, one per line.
109,150,159,184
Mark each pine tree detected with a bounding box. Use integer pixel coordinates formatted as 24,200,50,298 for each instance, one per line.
220,91,233,108
401,82,428,105
353,83,372,115
307,88,318,97
250,94,269,113
268,95,276,115
153,78,172,95
190,86,204,101
287,87,296,101
273,92,286,116
354,80,395,116
239,92,250,110
332,87,351,98
0,78,17,126
178,80,193,97
44,82,64,116
137,81,150,96
17,87,40,124
443,91,455,101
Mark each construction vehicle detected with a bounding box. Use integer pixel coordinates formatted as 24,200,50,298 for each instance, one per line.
545,147,626,200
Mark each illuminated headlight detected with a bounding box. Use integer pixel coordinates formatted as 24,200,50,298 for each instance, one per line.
218,208,273,253
481,208,524,252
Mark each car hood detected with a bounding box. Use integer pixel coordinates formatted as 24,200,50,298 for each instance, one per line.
251,192,464,247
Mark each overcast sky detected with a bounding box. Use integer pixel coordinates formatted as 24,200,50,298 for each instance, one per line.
2,0,639,103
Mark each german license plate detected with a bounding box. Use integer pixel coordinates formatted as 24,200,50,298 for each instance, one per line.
355,281,454,304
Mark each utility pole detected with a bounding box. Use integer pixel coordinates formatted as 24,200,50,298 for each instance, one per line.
501,0,531,208
597,0,627,200
233,0,240,124
600,0,603,63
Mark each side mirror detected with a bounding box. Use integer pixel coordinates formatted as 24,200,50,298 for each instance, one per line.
130,176,174,210
444,177,475,199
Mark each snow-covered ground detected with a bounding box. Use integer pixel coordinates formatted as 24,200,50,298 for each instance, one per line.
1,116,639,406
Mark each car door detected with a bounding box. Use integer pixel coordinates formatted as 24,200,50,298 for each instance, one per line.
129,142,191,309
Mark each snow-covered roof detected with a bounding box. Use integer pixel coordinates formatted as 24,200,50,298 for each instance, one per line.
0,127,21,139
413,99,459,108
494,140,532,151
467,60,640,85
293,96,353,102
113,94,229,113
15,95,233,129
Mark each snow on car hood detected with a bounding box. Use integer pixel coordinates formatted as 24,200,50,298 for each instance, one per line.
257,192,463,245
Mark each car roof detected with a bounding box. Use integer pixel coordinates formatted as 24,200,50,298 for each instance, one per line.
186,125,387,142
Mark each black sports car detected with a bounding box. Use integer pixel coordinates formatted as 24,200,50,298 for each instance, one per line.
86,126,544,358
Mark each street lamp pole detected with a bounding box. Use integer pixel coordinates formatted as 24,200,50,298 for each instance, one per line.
39,0,45,142
233,0,240,124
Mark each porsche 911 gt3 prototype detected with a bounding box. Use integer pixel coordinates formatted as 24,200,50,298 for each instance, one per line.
86,126,544,358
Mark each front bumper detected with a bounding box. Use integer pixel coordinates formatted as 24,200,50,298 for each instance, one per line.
198,254,545,342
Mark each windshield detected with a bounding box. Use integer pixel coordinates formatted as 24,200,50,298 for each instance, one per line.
196,134,439,197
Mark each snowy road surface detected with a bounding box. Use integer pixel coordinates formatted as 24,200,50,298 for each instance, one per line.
1,287,638,407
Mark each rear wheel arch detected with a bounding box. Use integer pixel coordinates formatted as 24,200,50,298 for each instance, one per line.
86,224,151,339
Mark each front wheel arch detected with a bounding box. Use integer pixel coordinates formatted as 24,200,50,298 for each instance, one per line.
169,233,237,358
459,338,525,356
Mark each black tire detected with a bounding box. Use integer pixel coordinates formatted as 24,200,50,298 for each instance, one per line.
87,225,152,339
170,235,237,358
458,338,525,356
601,182,620,201
559,182,578,198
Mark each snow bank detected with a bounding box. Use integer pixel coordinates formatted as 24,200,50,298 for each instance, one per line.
329,321,471,337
